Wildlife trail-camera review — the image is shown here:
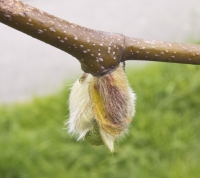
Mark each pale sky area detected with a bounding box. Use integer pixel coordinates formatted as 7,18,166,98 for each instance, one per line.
0,0,200,103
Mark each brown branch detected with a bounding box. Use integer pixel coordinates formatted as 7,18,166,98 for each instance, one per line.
0,0,124,76
1,0,200,76
123,37,200,64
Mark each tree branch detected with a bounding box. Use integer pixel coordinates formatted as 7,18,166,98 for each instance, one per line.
1,0,200,76
123,37,200,64
0,0,124,76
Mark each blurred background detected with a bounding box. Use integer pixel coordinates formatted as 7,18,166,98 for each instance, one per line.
0,0,200,103
0,1,200,178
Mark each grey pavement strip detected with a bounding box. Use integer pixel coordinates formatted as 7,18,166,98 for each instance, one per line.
0,0,200,103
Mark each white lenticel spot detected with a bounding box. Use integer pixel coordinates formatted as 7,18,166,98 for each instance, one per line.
38,29,44,34
49,27,56,32
48,21,54,25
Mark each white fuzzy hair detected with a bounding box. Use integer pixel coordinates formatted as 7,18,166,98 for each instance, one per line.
66,73,95,140
66,63,136,151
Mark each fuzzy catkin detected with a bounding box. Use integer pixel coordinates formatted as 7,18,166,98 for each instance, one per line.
67,63,136,151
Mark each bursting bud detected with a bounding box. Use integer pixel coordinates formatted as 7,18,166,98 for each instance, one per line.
67,63,136,152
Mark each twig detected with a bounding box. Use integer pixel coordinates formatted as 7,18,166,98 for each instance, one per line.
123,37,200,64
1,0,200,76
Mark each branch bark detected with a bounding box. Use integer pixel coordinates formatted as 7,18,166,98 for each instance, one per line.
122,37,200,64
0,0,124,76
1,0,200,76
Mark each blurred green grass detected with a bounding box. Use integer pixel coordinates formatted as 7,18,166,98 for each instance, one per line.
0,63,200,178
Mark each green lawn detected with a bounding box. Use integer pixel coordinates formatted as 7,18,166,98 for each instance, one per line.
0,63,200,178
